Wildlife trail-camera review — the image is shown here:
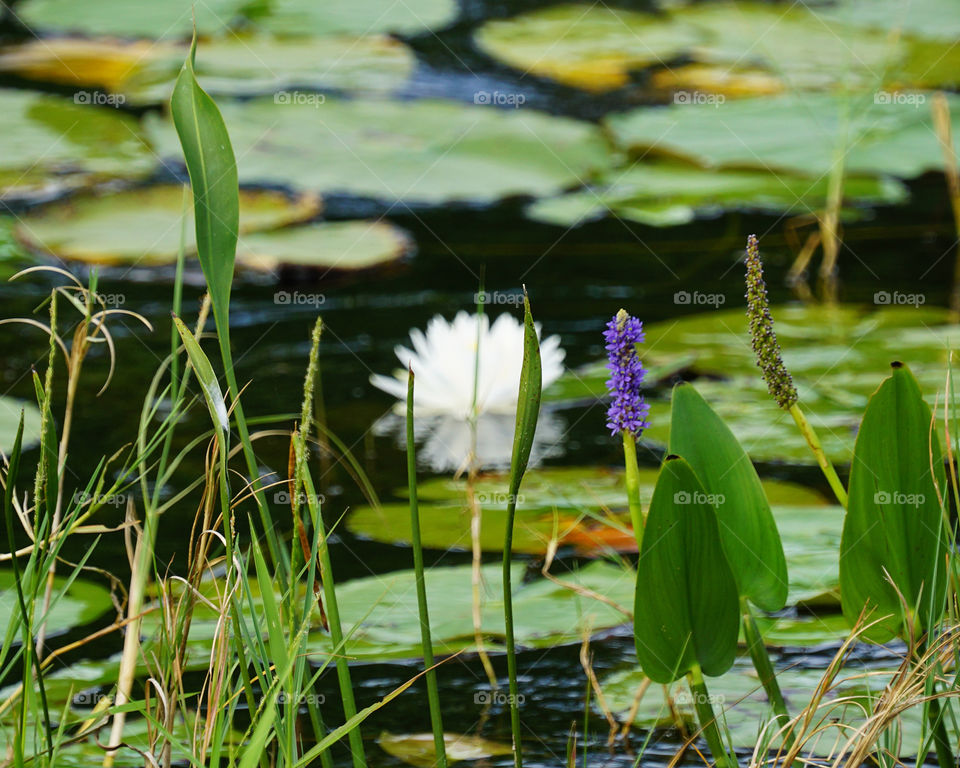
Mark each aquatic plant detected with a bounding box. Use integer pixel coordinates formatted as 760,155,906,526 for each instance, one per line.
603,309,648,544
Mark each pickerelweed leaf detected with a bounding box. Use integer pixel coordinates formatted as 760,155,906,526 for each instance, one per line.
634,456,739,684
668,382,788,611
170,37,238,342
840,362,948,643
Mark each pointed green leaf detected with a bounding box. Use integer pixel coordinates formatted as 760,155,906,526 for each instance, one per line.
840,362,948,643
507,290,542,496
634,456,739,684
170,38,238,334
668,382,788,611
172,315,229,433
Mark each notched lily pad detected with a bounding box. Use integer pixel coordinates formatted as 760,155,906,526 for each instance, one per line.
0,571,112,638
378,733,513,767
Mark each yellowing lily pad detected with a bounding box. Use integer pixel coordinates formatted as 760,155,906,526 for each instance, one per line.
0,89,154,202
14,185,321,265
474,5,699,92
0,35,415,103
378,733,513,767
146,97,614,204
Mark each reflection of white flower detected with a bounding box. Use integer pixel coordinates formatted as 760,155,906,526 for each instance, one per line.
374,411,566,473
370,311,565,419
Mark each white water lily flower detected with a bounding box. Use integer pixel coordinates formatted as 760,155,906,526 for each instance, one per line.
370,311,566,418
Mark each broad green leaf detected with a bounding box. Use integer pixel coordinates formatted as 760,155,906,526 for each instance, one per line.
840,362,948,643
147,97,613,205
172,316,229,433
0,89,153,202
668,382,788,611
170,40,238,339
633,456,739,683
257,0,457,37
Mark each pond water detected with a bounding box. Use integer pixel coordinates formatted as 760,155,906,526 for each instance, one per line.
1,0,959,765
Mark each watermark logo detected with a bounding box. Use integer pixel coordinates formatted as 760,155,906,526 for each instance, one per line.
874,90,925,108
475,690,525,706
94,291,126,307
674,290,725,307
277,692,326,705
674,90,725,107
74,90,125,107
474,290,524,307
273,490,325,507
874,491,925,508
476,492,525,505
274,90,325,107
73,491,126,508
673,490,725,506
675,690,725,706
73,690,110,707
473,90,526,108
275,291,326,307
873,290,925,307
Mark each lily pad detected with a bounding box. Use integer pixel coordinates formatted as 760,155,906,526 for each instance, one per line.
378,733,513,767
348,466,827,556
146,97,614,204
821,0,960,42
602,661,933,755
527,163,906,228
140,561,635,663
254,0,458,37
14,0,249,38
558,305,960,464
0,571,112,638
0,35,416,103
238,220,412,272
0,89,154,202
0,396,42,453
474,5,700,92
14,185,321,265
606,91,960,181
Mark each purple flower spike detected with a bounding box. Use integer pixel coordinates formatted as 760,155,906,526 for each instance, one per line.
604,309,650,437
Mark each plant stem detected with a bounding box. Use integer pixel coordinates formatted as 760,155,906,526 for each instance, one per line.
739,597,794,749
622,432,644,550
788,403,847,507
503,495,523,768
406,370,448,768
919,635,954,768
687,664,736,768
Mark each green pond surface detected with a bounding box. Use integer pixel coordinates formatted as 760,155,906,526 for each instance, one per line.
0,0,958,764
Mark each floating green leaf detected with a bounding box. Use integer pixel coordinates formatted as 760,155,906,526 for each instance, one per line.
0,397,42,453
634,457,739,683
840,362,948,643
378,733,513,768
14,185,320,265
147,97,613,204
0,571,112,637
0,89,153,202
669,382,788,611
256,0,457,37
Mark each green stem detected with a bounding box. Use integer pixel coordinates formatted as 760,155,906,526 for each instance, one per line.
503,496,523,768
739,597,794,749
302,470,367,768
407,370,447,768
622,432,644,550
788,404,847,507
919,636,954,768
687,665,736,768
